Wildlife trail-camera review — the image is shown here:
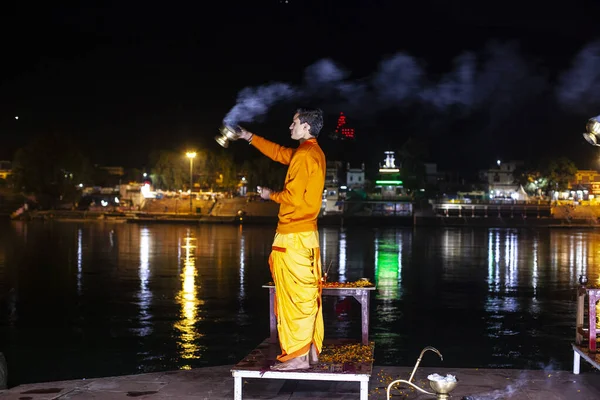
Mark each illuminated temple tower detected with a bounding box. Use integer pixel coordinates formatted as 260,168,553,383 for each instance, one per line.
332,112,355,140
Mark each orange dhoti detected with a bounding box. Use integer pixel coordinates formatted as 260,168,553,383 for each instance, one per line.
269,231,324,362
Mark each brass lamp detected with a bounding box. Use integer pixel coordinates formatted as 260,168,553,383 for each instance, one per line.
583,117,600,146
215,125,242,148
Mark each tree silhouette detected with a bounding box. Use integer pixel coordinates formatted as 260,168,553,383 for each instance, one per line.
11,133,93,207
149,150,187,191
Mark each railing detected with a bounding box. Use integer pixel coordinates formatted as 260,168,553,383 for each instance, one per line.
432,199,552,205
431,202,552,218
341,200,413,217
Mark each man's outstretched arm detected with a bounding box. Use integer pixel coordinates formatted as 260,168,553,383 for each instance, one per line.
239,128,293,165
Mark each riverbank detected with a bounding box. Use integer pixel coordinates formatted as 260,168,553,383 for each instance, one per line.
5,199,600,228
1,364,598,399
5,210,599,229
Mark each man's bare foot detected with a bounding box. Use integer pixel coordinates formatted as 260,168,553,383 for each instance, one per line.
309,343,319,365
270,355,310,371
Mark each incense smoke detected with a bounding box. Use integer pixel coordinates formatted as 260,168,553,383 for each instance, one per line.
461,362,559,400
223,83,296,127
223,40,600,128
556,40,600,115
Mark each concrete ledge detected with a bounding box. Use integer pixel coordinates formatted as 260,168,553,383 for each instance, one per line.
1,364,600,399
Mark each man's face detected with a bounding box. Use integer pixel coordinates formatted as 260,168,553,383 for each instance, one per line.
289,113,310,141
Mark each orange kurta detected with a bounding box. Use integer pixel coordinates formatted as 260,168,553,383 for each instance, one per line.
251,136,326,234
251,135,326,361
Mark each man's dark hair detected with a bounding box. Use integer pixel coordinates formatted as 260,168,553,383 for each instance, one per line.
296,108,324,137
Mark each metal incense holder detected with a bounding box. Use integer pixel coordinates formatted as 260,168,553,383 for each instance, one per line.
583,117,600,146
386,346,458,400
215,124,242,148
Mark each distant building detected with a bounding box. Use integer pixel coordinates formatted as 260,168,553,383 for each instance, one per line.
374,151,404,199
325,161,343,187
346,162,365,190
479,160,524,200
569,169,600,199
99,166,125,176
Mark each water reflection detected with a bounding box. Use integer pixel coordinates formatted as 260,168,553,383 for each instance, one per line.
571,234,586,283
0,234,5,318
174,229,203,369
0,227,17,326
321,228,342,279
374,231,403,301
338,231,347,282
12,220,27,242
486,230,518,317
532,236,539,294
137,227,152,337
506,231,517,291
9,223,600,385
77,228,83,296
487,230,499,292
239,226,245,301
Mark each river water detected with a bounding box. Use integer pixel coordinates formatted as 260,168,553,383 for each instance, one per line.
0,220,595,386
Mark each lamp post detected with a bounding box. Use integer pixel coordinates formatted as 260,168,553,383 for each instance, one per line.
186,151,197,213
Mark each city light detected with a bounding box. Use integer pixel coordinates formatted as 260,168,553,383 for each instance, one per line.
186,152,197,212
376,180,403,185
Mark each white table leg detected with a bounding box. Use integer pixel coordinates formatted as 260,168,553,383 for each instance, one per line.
360,380,368,400
234,375,242,400
573,350,581,374
361,292,369,345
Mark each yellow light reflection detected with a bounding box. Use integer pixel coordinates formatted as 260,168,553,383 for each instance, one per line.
138,227,152,336
175,232,203,369
550,231,596,286
574,234,586,283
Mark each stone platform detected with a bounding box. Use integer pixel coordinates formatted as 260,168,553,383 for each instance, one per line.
232,339,374,400
1,364,599,399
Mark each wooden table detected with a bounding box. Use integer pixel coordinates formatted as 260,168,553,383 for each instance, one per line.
263,283,375,345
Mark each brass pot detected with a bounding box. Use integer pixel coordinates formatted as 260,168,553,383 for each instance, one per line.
583,117,600,146
215,125,241,148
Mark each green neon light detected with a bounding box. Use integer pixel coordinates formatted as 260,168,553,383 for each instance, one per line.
376,180,403,185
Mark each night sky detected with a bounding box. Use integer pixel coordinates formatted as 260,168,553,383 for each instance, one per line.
2,1,600,170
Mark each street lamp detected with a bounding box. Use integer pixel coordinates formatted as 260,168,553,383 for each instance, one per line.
186,151,197,212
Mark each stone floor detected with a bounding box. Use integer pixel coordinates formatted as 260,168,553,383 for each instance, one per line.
1,364,599,400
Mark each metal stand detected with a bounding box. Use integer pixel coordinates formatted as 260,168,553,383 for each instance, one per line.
264,284,375,345
573,282,600,374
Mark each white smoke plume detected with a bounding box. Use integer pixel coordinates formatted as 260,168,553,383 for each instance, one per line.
223,40,600,129
556,40,600,115
462,363,559,400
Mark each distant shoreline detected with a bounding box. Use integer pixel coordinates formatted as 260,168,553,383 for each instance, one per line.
3,209,597,228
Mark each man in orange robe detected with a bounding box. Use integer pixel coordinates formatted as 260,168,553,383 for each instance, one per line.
238,108,326,370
